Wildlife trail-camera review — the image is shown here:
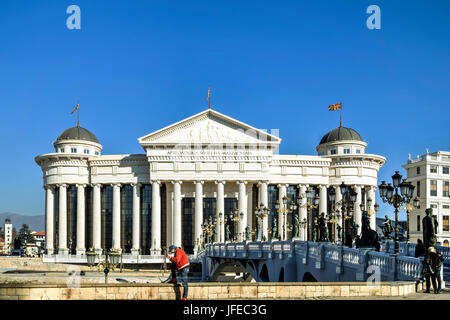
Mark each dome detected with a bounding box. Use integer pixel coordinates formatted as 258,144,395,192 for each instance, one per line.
56,126,100,144
319,126,363,145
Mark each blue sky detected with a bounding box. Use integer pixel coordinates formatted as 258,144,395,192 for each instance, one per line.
0,0,448,220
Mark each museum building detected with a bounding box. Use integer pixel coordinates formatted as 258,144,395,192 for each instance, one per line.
35,108,385,256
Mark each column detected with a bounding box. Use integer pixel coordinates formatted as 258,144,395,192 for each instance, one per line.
151,181,161,255
354,185,362,236
112,183,122,252
335,185,342,228
259,181,268,241
45,185,55,255
194,181,204,251
172,181,182,247
319,185,328,215
367,186,376,230
298,185,307,241
58,184,68,255
92,184,102,254
76,184,86,255
216,181,225,243
246,185,253,235
131,183,141,255
238,181,247,239
277,184,287,240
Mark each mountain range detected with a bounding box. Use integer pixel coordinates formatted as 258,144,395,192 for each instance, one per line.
0,212,44,232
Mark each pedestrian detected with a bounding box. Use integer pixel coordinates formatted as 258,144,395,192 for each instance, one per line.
166,244,190,300
422,246,444,294
414,239,426,258
429,246,444,293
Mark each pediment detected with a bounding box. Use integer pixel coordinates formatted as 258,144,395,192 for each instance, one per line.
138,109,281,147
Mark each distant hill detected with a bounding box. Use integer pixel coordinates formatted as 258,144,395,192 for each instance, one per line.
0,213,44,232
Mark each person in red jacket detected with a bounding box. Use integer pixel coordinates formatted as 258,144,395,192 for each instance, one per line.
165,245,190,300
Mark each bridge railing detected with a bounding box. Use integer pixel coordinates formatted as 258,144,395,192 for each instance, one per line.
396,255,423,281
367,251,395,274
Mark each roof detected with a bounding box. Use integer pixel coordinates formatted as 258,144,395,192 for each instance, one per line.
32,231,45,236
56,126,100,144
319,126,363,145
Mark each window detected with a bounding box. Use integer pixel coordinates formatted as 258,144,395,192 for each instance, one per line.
443,167,449,175
330,149,337,155
430,204,438,208
444,216,449,232
416,167,420,175
343,148,350,154
443,205,450,209
95,151,99,155
444,181,449,197
71,148,77,153
417,215,421,231
430,165,437,173
60,148,65,153
430,180,437,196
356,149,361,154
84,149,90,154
319,152,326,156
416,181,420,197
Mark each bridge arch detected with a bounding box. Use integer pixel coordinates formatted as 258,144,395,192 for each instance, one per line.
259,264,270,282
278,267,284,282
302,272,318,282
209,259,255,282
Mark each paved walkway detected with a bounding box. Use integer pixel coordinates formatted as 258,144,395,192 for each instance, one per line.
317,288,450,300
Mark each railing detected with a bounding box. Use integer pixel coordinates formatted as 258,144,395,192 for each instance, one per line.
367,251,394,274
342,248,360,265
323,244,340,262
396,255,423,280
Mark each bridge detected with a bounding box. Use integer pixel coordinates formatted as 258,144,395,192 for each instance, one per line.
201,240,450,283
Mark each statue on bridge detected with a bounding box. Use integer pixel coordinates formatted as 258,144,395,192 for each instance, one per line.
318,213,329,242
272,217,278,240
336,224,342,241
312,217,318,242
359,211,381,251
245,225,251,241
212,227,217,243
382,215,393,239
225,225,231,242
423,208,438,249
293,214,300,238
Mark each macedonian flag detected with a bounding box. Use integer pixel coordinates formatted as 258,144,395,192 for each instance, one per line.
328,102,342,111
71,103,79,114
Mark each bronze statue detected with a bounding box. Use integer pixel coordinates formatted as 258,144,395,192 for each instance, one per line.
359,211,381,251
423,208,438,249
312,217,318,242
337,225,342,240
225,225,231,242
318,212,329,242
382,215,393,239
293,215,300,238
272,217,278,240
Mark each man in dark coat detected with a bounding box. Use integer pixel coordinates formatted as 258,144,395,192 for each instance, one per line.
414,239,426,258
423,246,444,294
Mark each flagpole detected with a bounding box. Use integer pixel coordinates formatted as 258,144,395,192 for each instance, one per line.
340,102,342,127
77,101,80,128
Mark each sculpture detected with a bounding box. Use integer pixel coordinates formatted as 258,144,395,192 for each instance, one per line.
359,211,381,251
225,225,231,242
312,217,318,242
271,217,278,240
423,208,438,249
293,215,300,238
336,225,342,240
382,215,393,239
212,227,217,243
318,213,329,242
245,225,251,241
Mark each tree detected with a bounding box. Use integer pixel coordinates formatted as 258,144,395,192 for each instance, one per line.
18,224,34,249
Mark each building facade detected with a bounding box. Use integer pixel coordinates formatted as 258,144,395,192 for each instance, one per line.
3,219,12,254
35,108,385,256
403,150,450,246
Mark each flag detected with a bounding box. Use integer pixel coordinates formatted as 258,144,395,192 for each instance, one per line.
206,87,211,103
328,102,342,111
71,103,79,114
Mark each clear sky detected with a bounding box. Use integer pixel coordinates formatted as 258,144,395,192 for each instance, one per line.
0,1,448,220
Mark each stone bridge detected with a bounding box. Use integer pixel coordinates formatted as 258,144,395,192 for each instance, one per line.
201,240,450,283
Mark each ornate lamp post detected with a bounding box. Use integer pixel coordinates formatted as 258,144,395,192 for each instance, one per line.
229,209,241,242
339,182,357,247
275,196,297,241
378,171,418,254
254,205,269,241
297,188,320,241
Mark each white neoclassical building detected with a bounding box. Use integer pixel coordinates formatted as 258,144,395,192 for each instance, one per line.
35,108,385,257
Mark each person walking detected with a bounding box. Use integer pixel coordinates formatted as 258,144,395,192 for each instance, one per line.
166,245,190,300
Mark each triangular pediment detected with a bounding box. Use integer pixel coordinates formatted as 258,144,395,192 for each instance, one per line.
138,109,281,147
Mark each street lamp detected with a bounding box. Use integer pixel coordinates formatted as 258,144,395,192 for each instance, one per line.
378,172,418,254
339,182,357,247
275,195,297,241
229,209,240,242
297,188,320,241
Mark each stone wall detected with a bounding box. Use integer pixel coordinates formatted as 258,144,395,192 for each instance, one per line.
0,281,422,300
